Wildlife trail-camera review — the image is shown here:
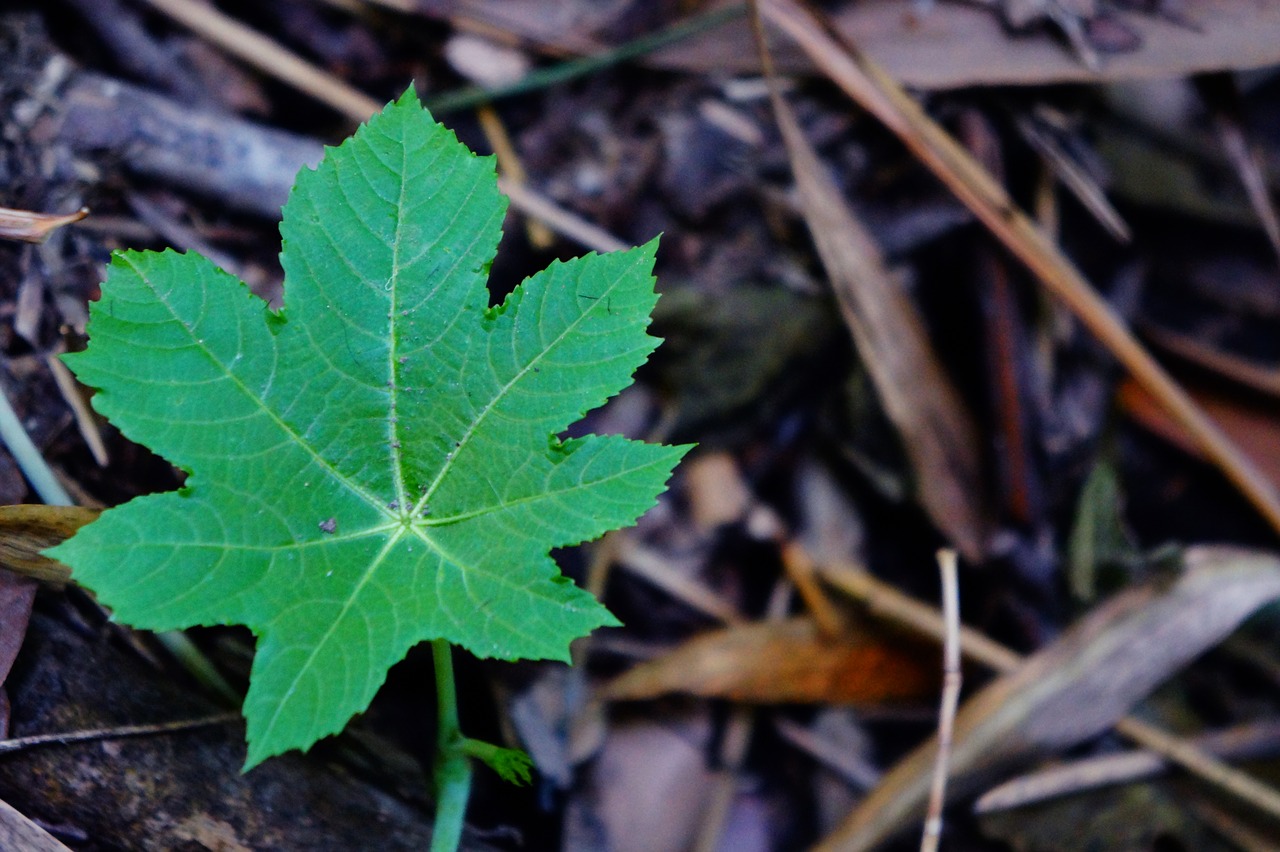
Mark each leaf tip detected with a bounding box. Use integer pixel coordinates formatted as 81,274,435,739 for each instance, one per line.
393,83,424,114
240,743,269,774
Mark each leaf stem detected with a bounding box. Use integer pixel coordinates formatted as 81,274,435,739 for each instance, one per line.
431,639,472,852
424,5,744,115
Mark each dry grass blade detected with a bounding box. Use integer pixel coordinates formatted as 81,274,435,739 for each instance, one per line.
475,105,555,249
1195,73,1280,265
974,719,1280,814
0,388,73,508
45,355,108,467
1141,325,1280,400
614,534,746,625
1110,714,1280,827
760,0,1280,539
820,560,1021,673
0,206,87,244
138,0,379,120
920,549,961,852
494,179,628,253
1015,115,1131,244
752,8,989,561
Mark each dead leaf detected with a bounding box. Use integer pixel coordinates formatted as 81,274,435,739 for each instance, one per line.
0,796,71,852
0,571,36,688
0,505,100,586
0,207,87,244
602,616,938,705
0,568,37,736
1116,376,1280,493
977,781,1227,852
422,0,1280,90
577,715,716,852
758,21,990,561
816,546,1280,851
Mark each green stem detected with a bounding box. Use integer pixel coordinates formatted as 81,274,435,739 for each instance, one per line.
459,737,506,764
425,4,746,115
430,640,472,852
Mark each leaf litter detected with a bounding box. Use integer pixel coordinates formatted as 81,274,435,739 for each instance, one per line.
6,2,1280,848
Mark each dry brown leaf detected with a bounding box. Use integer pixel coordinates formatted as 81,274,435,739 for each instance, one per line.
817,546,1280,851
1117,376,1280,493
419,0,1280,89
582,716,716,852
0,796,72,852
0,505,100,586
759,25,989,561
0,207,87,244
602,616,938,705
0,570,36,692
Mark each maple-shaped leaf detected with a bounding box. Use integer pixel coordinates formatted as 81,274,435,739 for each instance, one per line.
48,89,688,768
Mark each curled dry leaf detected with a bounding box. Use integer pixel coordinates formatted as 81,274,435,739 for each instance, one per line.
760,27,989,561
602,616,938,706
0,505,99,586
817,546,1280,851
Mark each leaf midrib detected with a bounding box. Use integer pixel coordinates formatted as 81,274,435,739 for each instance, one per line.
410,251,644,518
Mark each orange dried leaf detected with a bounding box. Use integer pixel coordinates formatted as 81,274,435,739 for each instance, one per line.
603,616,938,705
1117,377,1280,493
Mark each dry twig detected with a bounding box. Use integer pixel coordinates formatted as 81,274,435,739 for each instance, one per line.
0,713,240,756
920,549,961,852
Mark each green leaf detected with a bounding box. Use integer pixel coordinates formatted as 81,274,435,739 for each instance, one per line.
461,739,534,786
48,88,688,769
